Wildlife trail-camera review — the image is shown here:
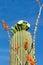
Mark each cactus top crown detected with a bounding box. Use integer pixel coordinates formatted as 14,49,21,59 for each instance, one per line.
11,20,30,33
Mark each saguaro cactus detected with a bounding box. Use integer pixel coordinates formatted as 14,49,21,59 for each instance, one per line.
10,30,35,65
10,20,36,65
2,0,43,64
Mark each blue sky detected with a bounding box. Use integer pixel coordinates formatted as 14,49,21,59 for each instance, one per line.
0,0,43,65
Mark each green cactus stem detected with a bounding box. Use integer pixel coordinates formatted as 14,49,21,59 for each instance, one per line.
10,30,36,65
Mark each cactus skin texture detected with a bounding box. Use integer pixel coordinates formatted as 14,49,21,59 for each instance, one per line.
10,30,36,65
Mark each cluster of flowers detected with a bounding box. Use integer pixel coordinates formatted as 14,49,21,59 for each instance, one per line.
11,20,30,33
